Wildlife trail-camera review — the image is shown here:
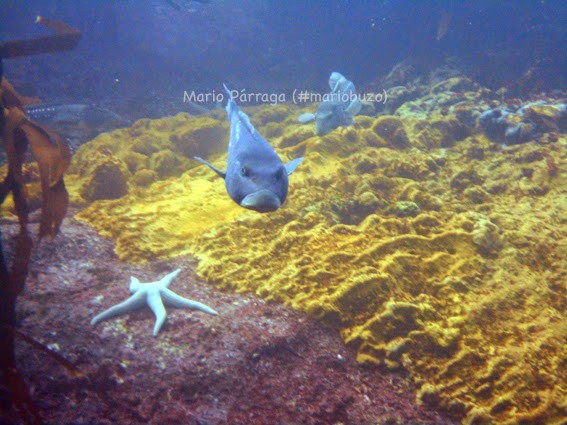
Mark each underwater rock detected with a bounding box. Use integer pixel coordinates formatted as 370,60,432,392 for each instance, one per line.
168,116,226,158
450,168,484,190
71,103,567,425
394,77,498,123
279,126,315,148
368,59,463,116
479,101,567,145
252,103,298,127
382,85,421,115
372,116,410,149
66,113,227,203
518,173,550,197
429,77,480,94
131,168,158,187
388,201,421,217
471,215,503,254
329,190,382,226
463,186,491,204
81,159,128,201
412,117,470,149
150,149,183,179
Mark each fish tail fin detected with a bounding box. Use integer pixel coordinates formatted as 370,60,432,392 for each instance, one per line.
222,83,232,99
222,84,256,135
223,83,236,117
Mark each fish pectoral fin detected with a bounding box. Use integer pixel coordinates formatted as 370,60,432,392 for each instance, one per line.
298,113,316,124
194,156,226,179
285,157,304,175
318,111,333,120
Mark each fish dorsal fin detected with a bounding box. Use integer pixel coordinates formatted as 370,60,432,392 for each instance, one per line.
329,72,347,93
224,84,257,138
236,109,256,136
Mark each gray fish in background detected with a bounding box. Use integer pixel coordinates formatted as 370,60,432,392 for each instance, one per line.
25,103,124,128
195,84,303,213
24,103,126,149
298,72,362,135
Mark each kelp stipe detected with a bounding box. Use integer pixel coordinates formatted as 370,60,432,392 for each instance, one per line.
0,16,80,425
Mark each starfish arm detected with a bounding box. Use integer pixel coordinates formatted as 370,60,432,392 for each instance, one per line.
159,269,182,288
147,291,167,336
129,276,141,292
161,288,218,315
91,290,147,326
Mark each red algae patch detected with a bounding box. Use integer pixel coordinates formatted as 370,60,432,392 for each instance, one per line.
1,212,455,425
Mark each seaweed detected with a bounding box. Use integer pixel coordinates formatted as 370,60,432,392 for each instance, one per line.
0,17,80,425
0,16,80,59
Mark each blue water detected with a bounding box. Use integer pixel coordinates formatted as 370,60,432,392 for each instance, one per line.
2,0,566,119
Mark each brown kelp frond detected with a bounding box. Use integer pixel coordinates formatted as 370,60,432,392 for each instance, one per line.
20,118,72,186
11,327,86,378
4,367,43,425
7,230,33,297
1,17,80,425
0,78,40,106
1,80,72,239
19,115,71,238
0,16,80,59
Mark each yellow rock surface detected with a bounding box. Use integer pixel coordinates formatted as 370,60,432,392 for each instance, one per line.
66,112,228,203
72,107,567,424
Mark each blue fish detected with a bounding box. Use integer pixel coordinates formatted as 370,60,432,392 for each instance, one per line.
298,72,362,135
195,85,303,213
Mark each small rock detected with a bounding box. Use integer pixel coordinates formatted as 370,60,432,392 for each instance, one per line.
472,217,503,254
464,186,491,204
389,201,421,217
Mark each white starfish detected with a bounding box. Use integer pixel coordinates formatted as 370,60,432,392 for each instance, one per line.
91,269,218,336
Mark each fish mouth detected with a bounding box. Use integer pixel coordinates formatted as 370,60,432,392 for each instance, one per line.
240,190,281,213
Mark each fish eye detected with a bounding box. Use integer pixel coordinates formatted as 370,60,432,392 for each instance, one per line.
272,167,285,182
240,166,249,177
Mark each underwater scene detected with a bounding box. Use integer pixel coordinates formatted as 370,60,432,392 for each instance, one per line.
1,1,566,424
